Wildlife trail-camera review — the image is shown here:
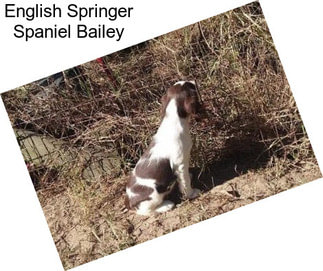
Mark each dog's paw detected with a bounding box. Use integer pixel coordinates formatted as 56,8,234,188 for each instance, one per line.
155,200,175,213
187,188,201,199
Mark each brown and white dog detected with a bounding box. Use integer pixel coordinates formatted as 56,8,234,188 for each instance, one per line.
125,81,201,215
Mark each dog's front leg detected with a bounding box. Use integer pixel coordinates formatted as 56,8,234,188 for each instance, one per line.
176,163,200,199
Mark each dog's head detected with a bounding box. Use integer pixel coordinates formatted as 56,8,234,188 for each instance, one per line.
161,80,202,119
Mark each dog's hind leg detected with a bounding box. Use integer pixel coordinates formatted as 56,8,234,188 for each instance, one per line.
136,199,156,216
155,200,175,213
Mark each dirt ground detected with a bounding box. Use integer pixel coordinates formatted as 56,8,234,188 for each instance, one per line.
37,160,321,270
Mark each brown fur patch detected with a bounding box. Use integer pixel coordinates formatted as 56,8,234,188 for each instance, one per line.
126,174,154,210
135,158,177,194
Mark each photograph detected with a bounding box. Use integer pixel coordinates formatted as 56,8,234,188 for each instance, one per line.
1,1,321,269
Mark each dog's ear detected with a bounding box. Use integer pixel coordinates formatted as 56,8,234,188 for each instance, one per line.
184,92,201,116
183,96,194,115
176,94,194,118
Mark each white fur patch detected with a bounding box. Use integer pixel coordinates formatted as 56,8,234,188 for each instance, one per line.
150,99,192,165
136,188,163,215
155,200,175,213
135,177,156,189
174,80,196,88
174,81,186,86
126,187,137,198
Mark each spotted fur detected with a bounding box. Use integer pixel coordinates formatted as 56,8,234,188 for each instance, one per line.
125,81,201,215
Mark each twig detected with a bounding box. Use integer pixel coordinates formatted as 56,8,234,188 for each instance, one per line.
197,22,217,55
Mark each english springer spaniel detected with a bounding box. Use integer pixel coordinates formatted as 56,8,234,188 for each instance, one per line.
125,81,201,215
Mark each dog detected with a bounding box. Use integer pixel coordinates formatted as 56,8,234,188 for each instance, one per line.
125,80,202,215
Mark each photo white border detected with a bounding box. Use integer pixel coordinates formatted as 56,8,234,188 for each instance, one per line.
0,0,322,270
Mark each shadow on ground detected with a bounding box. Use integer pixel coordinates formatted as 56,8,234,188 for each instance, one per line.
167,145,270,205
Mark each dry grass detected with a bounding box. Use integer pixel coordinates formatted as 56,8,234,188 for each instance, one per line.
1,2,321,270
2,2,315,174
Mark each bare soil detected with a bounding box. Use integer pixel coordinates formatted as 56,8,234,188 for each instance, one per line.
37,161,321,270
